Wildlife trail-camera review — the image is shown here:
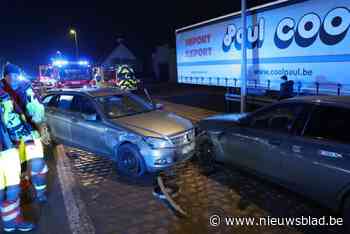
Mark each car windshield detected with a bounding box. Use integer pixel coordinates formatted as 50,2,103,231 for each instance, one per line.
96,94,154,118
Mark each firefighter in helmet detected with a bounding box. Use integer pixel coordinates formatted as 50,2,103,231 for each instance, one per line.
1,64,48,204
0,87,35,232
116,64,139,90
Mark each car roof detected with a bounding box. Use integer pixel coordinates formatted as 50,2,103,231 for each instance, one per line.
287,96,350,107
46,87,127,97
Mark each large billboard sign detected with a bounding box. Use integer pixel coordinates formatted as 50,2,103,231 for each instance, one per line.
176,0,350,93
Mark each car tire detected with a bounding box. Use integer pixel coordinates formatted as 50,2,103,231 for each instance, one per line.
115,143,146,177
343,196,350,231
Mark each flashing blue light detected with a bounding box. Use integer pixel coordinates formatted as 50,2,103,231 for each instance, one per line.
52,60,68,67
78,60,89,66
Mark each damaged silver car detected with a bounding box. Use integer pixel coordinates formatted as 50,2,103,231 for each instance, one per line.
42,88,195,177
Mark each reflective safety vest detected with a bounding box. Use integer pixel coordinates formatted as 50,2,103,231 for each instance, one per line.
118,78,138,90
0,89,33,145
2,80,45,126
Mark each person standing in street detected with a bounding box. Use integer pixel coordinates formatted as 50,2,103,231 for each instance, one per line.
1,63,48,203
92,67,104,88
0,88,35,232
278,75,294,100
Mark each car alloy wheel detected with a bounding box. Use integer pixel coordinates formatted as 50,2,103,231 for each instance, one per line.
121,152,139,174
116,143,146,177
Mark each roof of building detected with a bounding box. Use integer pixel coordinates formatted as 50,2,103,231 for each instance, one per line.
102,41,137,66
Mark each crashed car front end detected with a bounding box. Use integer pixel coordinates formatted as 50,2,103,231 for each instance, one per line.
195,113,248,162
139,129,196,172
107,111,196,173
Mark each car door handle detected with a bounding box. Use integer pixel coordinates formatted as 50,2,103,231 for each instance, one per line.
268,139,281,146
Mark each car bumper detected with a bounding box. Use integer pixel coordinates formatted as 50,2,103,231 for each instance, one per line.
140,142,196,173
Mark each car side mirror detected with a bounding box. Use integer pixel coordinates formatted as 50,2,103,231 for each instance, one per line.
155,103,163,110
82,113,97,121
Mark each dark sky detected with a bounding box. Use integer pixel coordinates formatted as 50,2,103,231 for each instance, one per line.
1,0,274,75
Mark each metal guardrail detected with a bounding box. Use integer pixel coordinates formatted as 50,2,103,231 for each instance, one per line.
179,76,348,96
179,76,349,112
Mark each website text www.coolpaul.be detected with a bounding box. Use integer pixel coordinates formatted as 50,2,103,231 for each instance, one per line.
209,214,343,227
253,68,313,77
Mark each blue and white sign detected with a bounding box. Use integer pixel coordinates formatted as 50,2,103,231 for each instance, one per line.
176,0,350,93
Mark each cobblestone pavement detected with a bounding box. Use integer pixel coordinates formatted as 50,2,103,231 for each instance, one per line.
64,99,347,234
65,148,180,234
163,162,345,234
65,147,345,234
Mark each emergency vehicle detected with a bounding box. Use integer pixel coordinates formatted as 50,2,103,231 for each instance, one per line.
38,60,92,89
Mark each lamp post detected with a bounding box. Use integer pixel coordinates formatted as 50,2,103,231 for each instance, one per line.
69,29,79,59
240,0,247,113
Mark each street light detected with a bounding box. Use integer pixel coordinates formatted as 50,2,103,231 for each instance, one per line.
69,29,79,59
240,0,247,113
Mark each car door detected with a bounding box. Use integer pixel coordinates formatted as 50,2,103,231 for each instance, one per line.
69,95,108,155
219,103,306,179
45,94,73,143
283,104,350,207
42,94,58,129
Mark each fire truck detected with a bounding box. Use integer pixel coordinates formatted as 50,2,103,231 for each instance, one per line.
38,59,92,90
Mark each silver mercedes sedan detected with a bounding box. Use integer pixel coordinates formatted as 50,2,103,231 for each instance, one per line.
43,88,195,177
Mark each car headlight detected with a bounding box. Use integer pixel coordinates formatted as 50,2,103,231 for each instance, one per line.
144,137,172,149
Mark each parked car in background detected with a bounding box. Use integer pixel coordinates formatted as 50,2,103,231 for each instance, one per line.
43,88,195,177
197,96,350,227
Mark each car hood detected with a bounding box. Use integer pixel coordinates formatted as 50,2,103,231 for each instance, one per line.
109,110,193,138
198,113,247,132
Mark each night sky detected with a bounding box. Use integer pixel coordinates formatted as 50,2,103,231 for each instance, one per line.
1,0,274,75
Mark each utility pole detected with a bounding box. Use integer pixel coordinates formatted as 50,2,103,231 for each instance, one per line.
70,29,79,59
240,0,247,113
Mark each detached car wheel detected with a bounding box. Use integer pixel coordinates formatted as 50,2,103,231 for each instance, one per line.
116,144,146,177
